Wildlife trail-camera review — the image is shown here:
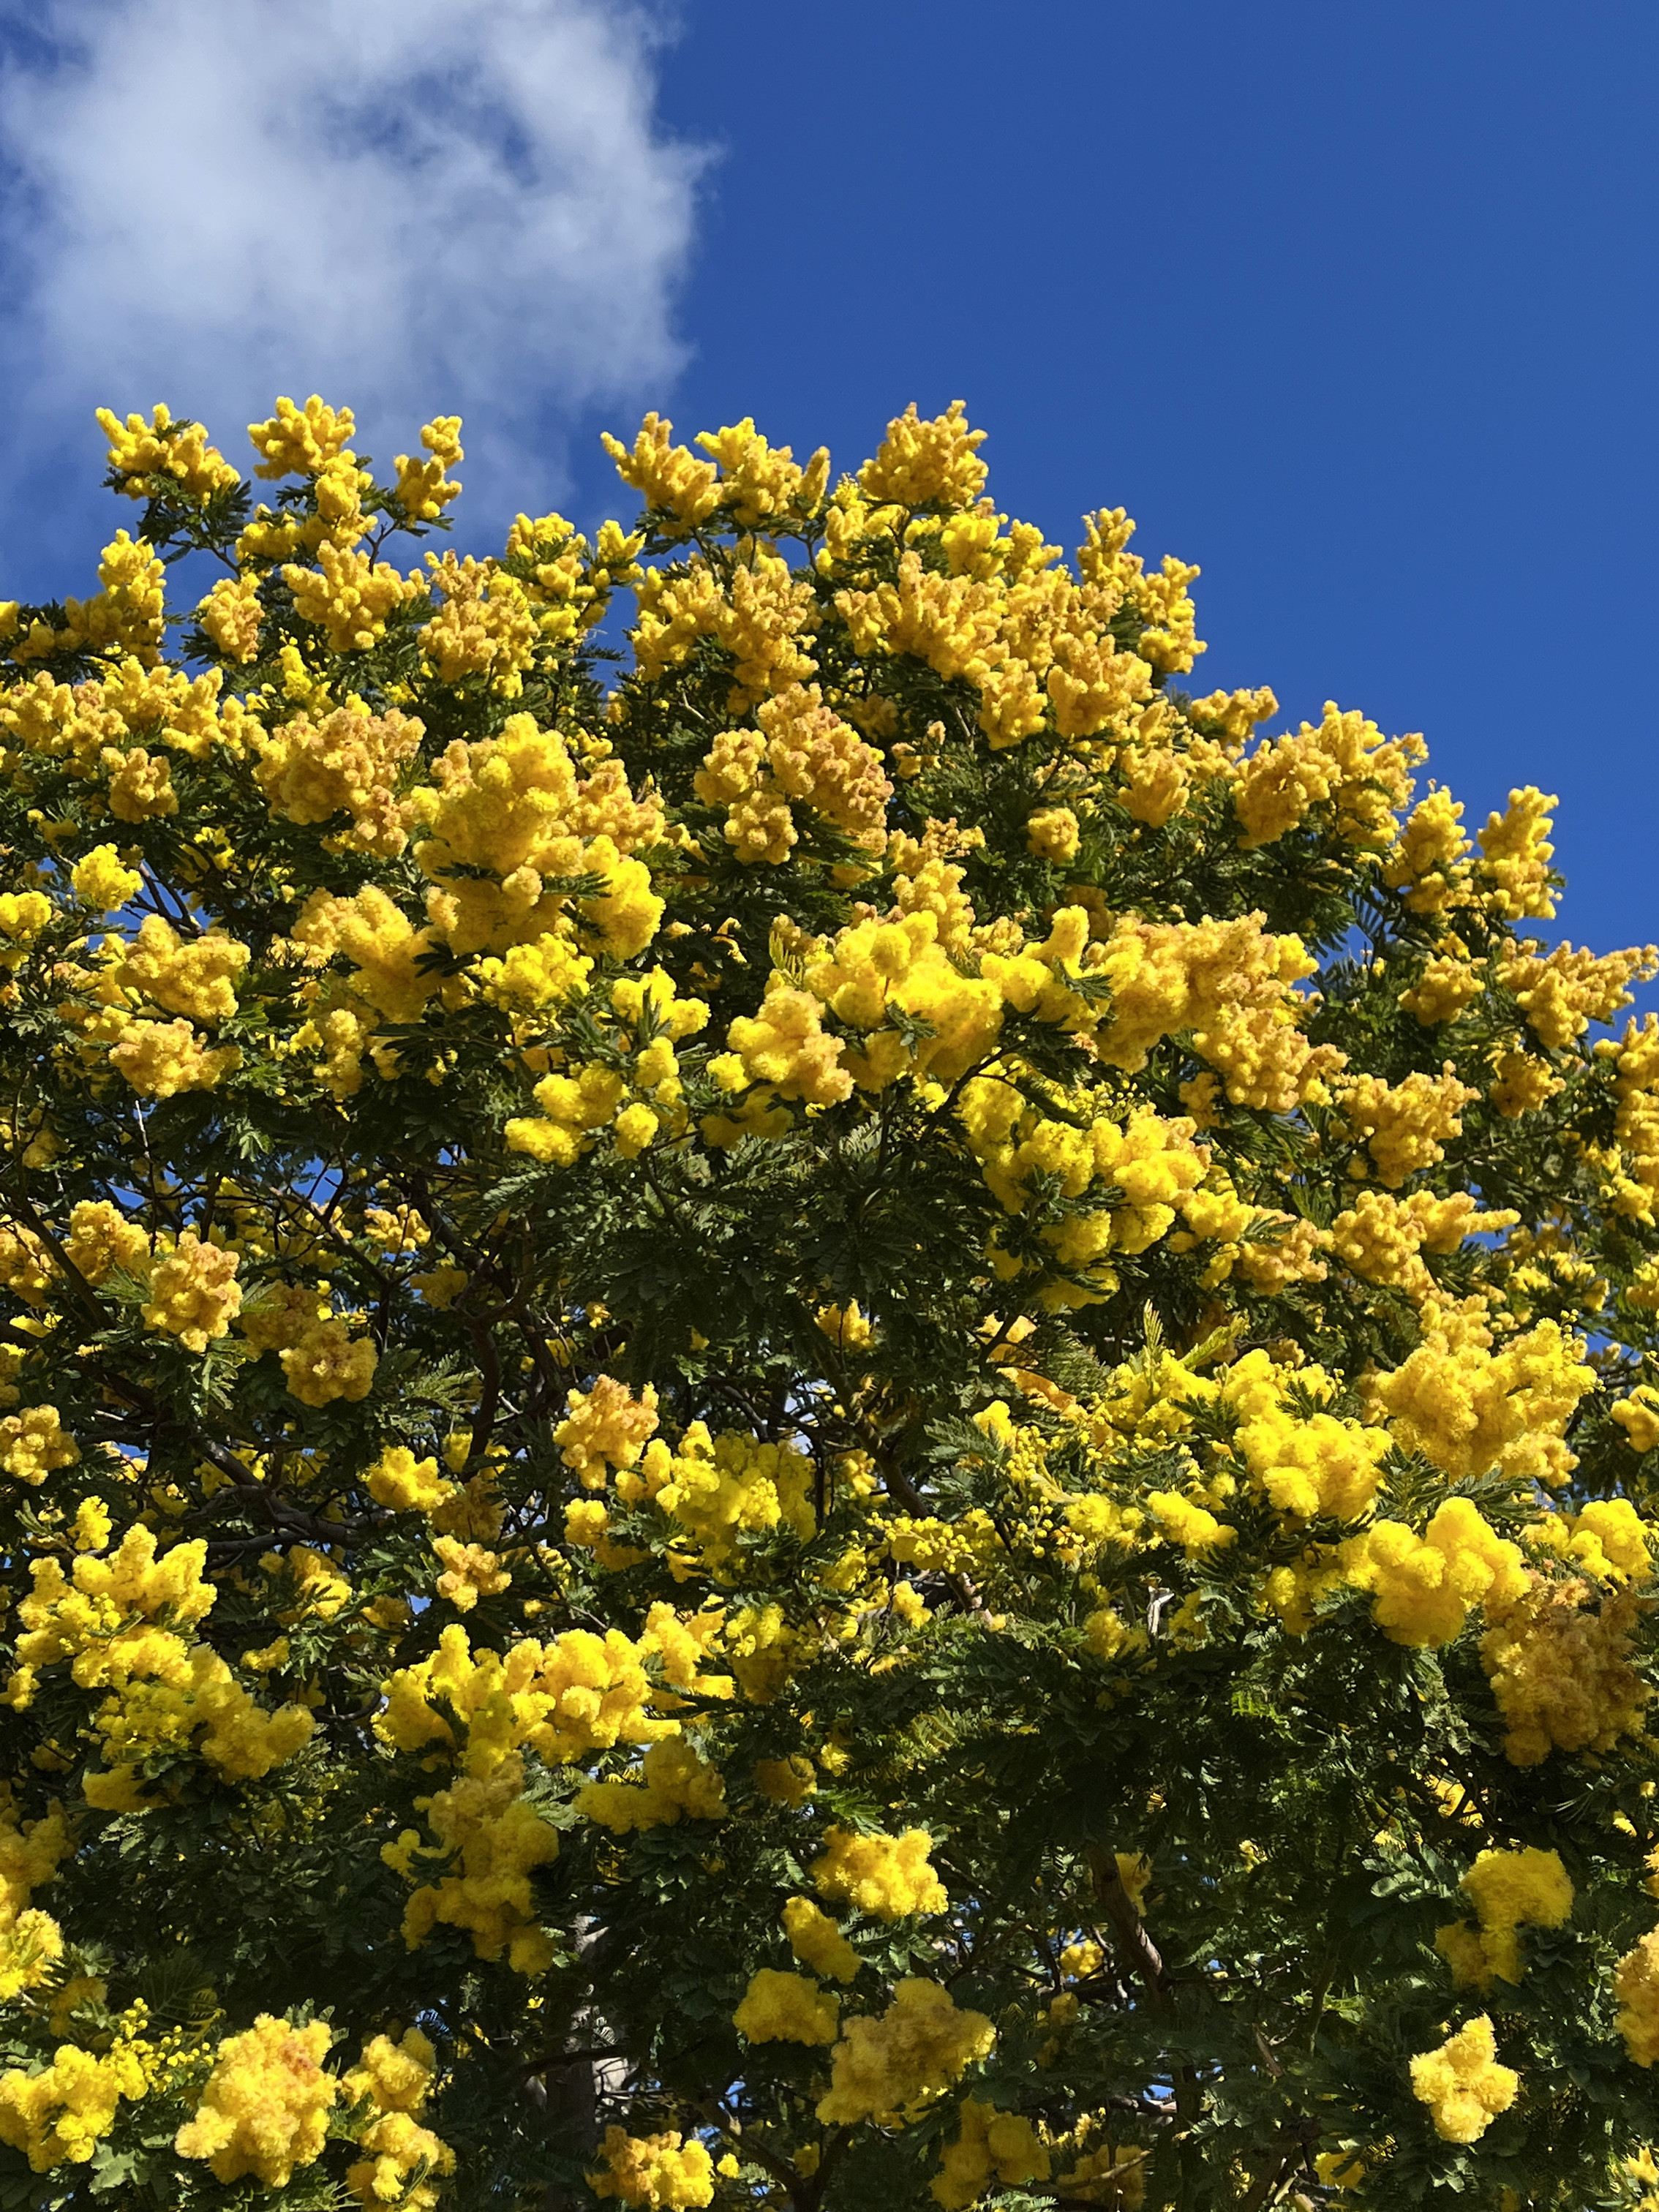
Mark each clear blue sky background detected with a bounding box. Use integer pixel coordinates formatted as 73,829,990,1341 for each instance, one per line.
3,0,1655,969
625,0,1659,966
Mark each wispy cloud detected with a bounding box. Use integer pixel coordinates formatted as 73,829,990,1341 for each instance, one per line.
0,0,703,551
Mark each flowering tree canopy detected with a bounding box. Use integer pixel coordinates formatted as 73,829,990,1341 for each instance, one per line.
0,393,1658,2212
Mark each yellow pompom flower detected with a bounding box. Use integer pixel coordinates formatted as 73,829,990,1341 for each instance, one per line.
1408,2014,1518,2143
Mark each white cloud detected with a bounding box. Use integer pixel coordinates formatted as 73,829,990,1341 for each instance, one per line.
0,0,703,538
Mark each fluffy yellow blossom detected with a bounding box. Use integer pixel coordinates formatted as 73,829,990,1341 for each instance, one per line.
1615,1930,1659,2067
816,1977,996,2124
1498,938,1655,1049
587,2123,715,2208
754,1755,816,1805
0,1789,72,2004
633,548,817,708
388,1749,560,1973
1476,786,1557,920
811,1827,947,1918
195,572,263,661
108,1015,241,1097
344,2026,455,2212
91,1643,314,1783
783,1895,861,1981
140,1231,241,1350
1340,1499,1527,1647
1479,1575,1647,1765
279,1318,378,1406
376,1620,675,1775
1370,1320,1593,1488
248,394,356,478
69,843,141,911
254,702,422,854
710,977,851,1114
576,1737,727,1832
0,2040,146,2170
0,1405,80,1487
1385,784,1471,910
1613,1388,1659,1456
285,541,418,655
1409,2014,1517,2143
1339,1066,1475,1186
1233,701,1423,852
933,2100,1051,2208
174,2014,336,2186
1436,1846,1574,1987
556,1376,661,1486
634,1424,815,1575
114,912,249,1024
859,400,988,511
97,402,240,503
734,1968,840,2044
392,415,464,521
9,532,168,666
1400,950,1483,1025
365,1445,456,1516
14,1521,214,1693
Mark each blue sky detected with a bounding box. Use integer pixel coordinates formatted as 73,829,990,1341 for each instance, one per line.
2,0,1655,966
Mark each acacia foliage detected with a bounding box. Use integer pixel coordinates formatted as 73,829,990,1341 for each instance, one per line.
0,394,1658,2211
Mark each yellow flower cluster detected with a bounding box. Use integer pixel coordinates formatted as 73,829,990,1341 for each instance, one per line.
392,414,464,521
284,539,420,655
253,701,423,855
420,552,538,692
1094,912,1337,1112
377,1614,706,1775
388,1748,560,1973
0,1403,80,1486
783,1895,861,1980
1339,1067,1475,1186
344,2027,454,2212
174,2014,336,2186
622,1423,816,1578
12,1524,216,1691
97,402,241,504
0,1788,71,2002
139,1231,242,1350
1233,700,1423,852
816,1977,995,2124
90,1640,315,1788
108,1015,241,1098
1478,1575,1647,1765
69,842,142,911
587,2122,716,2208
1615,1930,1659,2068
1475,786,1557,920
1435,1846,1574,1987
958,1083,1204,1304
696,682,892,864
933,2100,1051,2208
576,1736,727,1833
810,1827,947,1918
633,548,818,710
1408,2014,1518,2143
1329,1187,1517,1303
858,399,989,511
1369,1320,1593,1489
555,1375,662,1486
10,532,167,666
409,710,662,960
1339,1500,1527,1647
734,1966,840,2044
0,2038,146,2170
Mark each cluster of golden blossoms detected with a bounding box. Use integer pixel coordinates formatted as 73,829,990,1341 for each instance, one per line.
0,394,1656,2211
